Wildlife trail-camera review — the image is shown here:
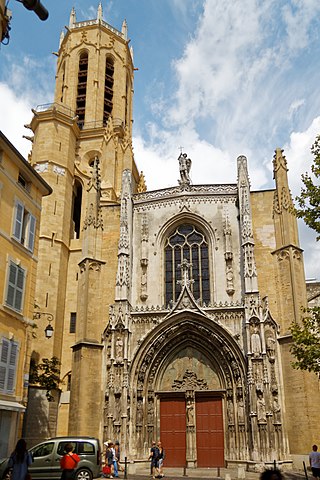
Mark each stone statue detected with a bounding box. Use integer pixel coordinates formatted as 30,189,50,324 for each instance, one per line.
136,399,143,424
178,153,192,185
238,399,245,424
251,325,262,357
227,399,234,424
115,336,123,360
273,395,281,423
266,334,276,358
257,392,266,422
186,398,194,425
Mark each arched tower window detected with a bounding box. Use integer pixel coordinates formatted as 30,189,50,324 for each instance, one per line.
165,224,210,306
76,52,88,129
103,56,114,125
71,179,82,239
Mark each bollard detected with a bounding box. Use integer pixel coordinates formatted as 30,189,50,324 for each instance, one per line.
124,456,127,480
183,463,188,476
273,460,277,470
218,467,221,478
303,461,309,480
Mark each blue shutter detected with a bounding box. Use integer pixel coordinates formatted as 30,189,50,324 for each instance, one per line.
0,338,18,393
27,214,36,252
6,342,18,392
6,262,25,312
13,202,24,241
0,338,9,391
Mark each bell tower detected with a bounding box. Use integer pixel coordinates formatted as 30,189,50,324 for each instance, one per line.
27,3,139,441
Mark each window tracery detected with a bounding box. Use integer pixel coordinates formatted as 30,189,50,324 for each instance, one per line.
164,224,210,306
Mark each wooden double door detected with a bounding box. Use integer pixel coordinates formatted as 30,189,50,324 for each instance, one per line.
160,396,224,467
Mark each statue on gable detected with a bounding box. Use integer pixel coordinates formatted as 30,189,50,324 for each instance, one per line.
178,152,192,186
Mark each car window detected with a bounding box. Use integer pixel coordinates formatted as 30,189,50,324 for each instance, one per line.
31,442,54,458
78,442,95,455
57,442,77,456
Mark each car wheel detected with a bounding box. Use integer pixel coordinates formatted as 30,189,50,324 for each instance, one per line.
75,469,92,480
2,469,11,480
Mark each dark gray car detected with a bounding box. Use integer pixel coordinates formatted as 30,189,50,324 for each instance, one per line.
0,437,101,480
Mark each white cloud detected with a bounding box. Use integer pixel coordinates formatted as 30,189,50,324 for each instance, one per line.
0,83,33,157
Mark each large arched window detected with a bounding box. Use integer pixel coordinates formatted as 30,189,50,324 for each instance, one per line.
164,224,210,306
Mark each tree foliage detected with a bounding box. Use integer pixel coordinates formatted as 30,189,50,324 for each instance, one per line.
295,135,320,239
290,307,320,374
29,356,61,401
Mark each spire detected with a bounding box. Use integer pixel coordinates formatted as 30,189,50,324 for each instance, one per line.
272,148,299,247
97,2,103,22
121,19,128,40
82,157,103,257
69,7,76,28
237,155,258,292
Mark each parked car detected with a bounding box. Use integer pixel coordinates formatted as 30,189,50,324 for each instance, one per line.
0,437,101,480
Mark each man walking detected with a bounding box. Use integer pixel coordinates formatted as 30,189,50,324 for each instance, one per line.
310,445,320,480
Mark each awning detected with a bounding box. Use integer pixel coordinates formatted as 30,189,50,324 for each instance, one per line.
0,400,26,412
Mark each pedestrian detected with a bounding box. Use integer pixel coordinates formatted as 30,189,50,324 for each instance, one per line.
105,442,114,478
111,442,118,478
148,441,159,479
60,443,80,480
260,469,283,480
114,441,123,474
157,441,165,478
8,439,33,480
310,445,320,480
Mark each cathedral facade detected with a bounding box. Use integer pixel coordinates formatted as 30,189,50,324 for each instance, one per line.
25,5,319,470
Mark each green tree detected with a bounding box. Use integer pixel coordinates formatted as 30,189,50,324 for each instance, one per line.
291,136,320,373
295,134,320,239
290,307,320,374
29,356,61,401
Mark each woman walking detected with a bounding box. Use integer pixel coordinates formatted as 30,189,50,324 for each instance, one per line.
8,439,33,480
157,441,165,478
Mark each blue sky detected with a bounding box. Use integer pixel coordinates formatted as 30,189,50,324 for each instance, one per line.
0,0,319,279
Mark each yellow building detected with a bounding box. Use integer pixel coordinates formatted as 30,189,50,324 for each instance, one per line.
0,131,51,457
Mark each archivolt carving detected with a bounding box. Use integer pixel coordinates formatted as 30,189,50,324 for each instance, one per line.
172,369,208,391
133,318,246,393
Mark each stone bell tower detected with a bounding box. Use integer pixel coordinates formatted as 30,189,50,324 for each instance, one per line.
27,3,140,440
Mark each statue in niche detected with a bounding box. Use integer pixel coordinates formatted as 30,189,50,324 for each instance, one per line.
115,396,121,422
147,401,154,425
273,395,281,423
227,399,234,424
266,334,276,359
186,399,195,425
178,152,192,185
238,399,245,424
251,325,262,357
115,336,123,361
136,399,143,424
256,392,267,422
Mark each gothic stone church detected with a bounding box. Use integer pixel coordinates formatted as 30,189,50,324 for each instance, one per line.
25,5,320,470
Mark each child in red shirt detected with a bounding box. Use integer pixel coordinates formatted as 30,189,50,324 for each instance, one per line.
60,443,80,480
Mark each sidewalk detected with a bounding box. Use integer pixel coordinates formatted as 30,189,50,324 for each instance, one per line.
120,466,307,480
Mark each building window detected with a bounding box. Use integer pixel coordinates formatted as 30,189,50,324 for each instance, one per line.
103,56,114,125
70,312,76,334
13,200,36,252
0,338,19,394
18,173,30,191
76,52,88,129
5,261,26,312
165,224,210,306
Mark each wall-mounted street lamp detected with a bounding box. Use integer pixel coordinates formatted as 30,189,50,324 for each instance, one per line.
33,311,54,338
